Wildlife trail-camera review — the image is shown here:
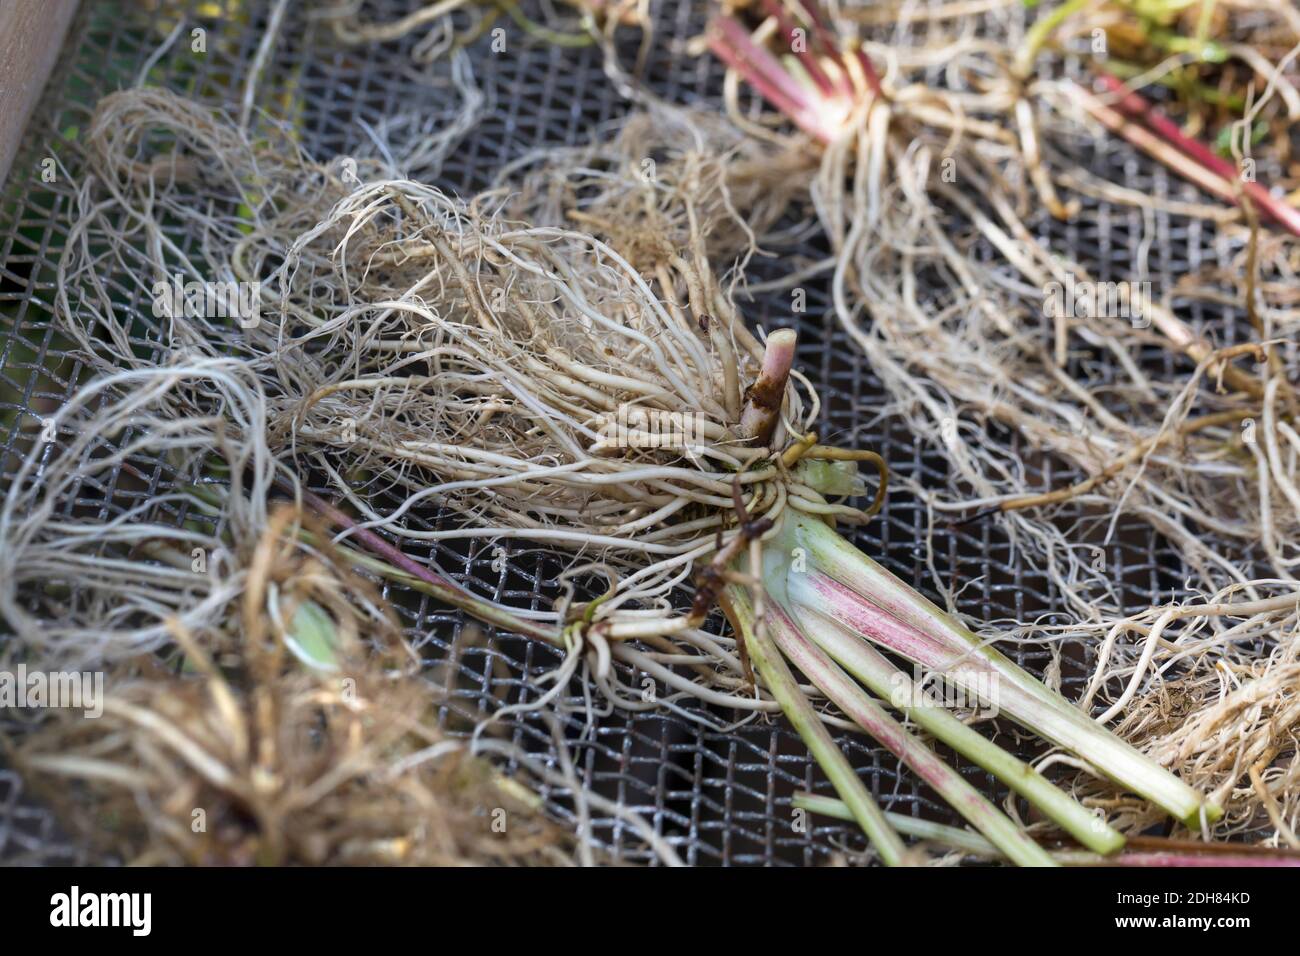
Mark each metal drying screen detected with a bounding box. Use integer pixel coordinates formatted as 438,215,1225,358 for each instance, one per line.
0,0,1260,865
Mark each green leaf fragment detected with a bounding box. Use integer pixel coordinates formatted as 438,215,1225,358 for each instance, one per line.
285,599,341,672
795,458,867,497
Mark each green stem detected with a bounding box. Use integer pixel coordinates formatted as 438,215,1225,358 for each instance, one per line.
1014,0,1091,79
783,512,1219,827
1193,0,1216,50
791,606,1125,854
1104,59,1245,111
794,792,1003,856
764,598,1057,866
724,585,911,866
493,0,594,48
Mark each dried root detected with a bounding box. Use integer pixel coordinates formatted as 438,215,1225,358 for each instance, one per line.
10,503,578,866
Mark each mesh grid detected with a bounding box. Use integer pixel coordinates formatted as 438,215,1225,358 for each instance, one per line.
0,0,1262,865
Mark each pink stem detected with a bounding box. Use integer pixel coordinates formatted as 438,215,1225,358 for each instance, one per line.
739,328,798,444
1096,72,1237,179
766,603,1056,865
1091,851,1300,868
792,0,882,97
759,0,837,98
1096,71,1300,238
708,16,838,141
1076,83,1242,206
788,552,1214,827
294,485,562,646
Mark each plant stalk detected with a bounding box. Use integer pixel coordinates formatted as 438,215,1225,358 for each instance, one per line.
789,603,1125,854
1094,70,1300,238
291,484,565,648
794,793,1300,866
781,512,1219,827
763,597,1058,865
739,328,799,445
722,585,911,865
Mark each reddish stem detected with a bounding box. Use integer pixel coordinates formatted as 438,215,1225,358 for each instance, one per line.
292,484,561,646
1096,71,1300,238
792,0,882,97
759,0,838,98
1088,851,1300,868
739,328,798,444
1127,834,1300,857
708,17,818,131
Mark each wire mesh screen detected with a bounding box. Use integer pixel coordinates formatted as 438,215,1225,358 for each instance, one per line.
0,0,1262,865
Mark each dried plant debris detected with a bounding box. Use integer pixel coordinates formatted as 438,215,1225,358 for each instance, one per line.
8,502,582,866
